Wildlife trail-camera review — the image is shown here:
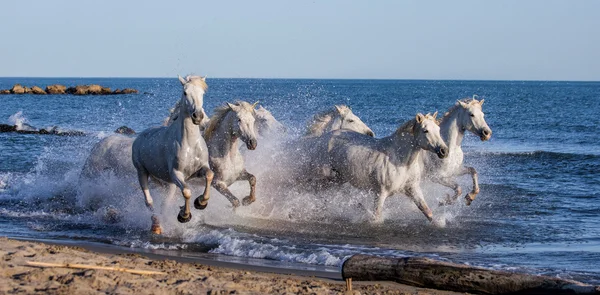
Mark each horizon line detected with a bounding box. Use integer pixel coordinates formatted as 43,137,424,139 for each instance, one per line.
0,76,599,83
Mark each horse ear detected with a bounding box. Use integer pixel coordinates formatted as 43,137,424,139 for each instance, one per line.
334,105,344,114
479,99,485,106
252,101,260,109
201,75,207,81
415,113,424,123
226,102,236,110
432,111,438,120
457,100,468,108
178,75,186,85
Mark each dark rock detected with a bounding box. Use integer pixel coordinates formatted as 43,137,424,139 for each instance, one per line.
101,87,112,95
121,88,138,94
0,124,17,132
31,86,47,95
46,84,66,94
0,90,10,94
114,126,135,135
11,84,25,94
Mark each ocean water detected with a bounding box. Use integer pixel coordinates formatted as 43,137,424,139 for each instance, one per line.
1,78,599,283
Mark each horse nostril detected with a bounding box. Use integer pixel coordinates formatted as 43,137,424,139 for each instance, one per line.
440,147,448,156
483,129,490,136
367,130,375,137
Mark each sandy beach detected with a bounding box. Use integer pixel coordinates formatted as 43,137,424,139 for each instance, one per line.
0,237,464,294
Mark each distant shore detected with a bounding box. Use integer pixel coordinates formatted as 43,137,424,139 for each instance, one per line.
0,83,138,95
0,237,461,294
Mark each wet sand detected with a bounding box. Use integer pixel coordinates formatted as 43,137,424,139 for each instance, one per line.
0,237,464,294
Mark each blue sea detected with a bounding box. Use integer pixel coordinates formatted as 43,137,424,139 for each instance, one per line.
1,78,599,284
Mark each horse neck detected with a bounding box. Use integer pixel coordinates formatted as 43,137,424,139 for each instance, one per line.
173,103,202,143
440,110,465,150
382,131,422,167
207,113,239,158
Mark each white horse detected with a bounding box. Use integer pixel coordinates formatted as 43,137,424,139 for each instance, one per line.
203,101,260,208
304,105,374,137
132,75,213,234
425,97,492,206
255,105,286,137
314,113,448,223
80,134,136,179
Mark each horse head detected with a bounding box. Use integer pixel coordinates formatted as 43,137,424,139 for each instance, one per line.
178,75,208,125
457,97,492,141
331,105,375,137
414,112,448,159
227,102,258,150
255,105,286,136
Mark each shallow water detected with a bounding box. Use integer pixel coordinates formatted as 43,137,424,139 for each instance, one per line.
1,78,599,284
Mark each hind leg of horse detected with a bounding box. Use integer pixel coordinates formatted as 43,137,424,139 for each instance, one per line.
136,168,161,234
434,177,462,206
239,169,256,206
193,166,213,210
212,180,240,209
457,166,479,205
371,190,389,224
170,169,193,223
406,185,434,223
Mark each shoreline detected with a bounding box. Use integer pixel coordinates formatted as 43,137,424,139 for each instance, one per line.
0,237,463,294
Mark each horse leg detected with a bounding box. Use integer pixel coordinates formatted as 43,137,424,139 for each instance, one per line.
212,180,241,209
239,169,256,206
433,176,462,206
136,168,161,234
456,166,479,205
371,190,389,224
170,169,193,223
406,185,434,222
193,166,213,210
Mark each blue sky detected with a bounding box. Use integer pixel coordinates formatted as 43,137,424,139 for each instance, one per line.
1,0,598,80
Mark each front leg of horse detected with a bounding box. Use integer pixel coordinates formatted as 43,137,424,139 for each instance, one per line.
136,168,162,234
462,166,480,206
193,166,213,210
406,185,434,223
212,180,241,209
433,176,462,206
170,169,193,223
239,170,256,206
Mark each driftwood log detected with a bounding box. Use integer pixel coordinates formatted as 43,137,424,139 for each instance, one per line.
342,254,600,295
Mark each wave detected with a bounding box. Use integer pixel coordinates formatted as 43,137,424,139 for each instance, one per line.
468,149,600,160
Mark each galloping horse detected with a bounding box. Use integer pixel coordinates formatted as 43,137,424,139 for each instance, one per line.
203,101,259,208
425,97,492,206
314,113,448,223
304,105,374,137
132,75,213,234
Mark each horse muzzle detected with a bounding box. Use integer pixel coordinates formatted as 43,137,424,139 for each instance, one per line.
480,128,492,141
436,146,449,159
191,111,204,125
245,138,258,150
366,130,375,137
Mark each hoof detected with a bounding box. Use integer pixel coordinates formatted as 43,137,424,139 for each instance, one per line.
151,224,162,235
177,212,192,223
231,199,240,208
242,196,255,206
465,193,476,206
194,196,208,210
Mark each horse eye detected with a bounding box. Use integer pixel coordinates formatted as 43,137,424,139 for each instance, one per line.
470,114,475,117
347,119,355,123
423,130,429,133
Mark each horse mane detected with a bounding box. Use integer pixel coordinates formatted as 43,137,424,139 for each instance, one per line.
442,96,480,121
186,75,208,91
204,101,255,140
305,105,350,136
